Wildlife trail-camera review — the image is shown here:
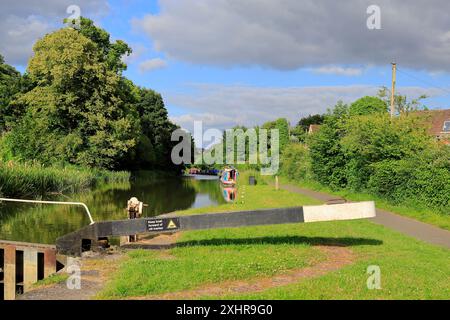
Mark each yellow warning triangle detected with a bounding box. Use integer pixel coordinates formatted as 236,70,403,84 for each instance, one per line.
167,219,177,229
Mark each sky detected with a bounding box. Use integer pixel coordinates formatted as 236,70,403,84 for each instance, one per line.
1,0,450,134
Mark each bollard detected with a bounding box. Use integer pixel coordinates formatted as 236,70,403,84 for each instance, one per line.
275,176,279,191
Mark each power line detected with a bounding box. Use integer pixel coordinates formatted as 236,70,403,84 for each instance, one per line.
396,67,450,96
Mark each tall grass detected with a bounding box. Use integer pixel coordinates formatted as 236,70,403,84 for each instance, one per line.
0,161,130,198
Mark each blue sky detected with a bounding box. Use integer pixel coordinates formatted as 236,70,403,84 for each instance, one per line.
3,0,450,132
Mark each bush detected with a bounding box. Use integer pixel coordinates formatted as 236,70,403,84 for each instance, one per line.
308,102,349,189
280,143,312,181
368,159,450,214
293,98,450,214
349,96,387,116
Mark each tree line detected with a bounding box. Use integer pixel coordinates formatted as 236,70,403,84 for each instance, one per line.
282,96,449,214
0,18,180,172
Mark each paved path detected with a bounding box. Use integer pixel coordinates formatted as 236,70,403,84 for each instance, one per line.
281,184,450,249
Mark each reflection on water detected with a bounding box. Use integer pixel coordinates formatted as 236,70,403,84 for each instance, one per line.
0,174,226,244
221,185,238,203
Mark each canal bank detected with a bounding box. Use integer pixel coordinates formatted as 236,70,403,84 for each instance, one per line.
5,172,450,300
0,173,227,244
95,178,450,300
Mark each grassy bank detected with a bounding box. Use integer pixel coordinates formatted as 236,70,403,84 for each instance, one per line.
99,171,450,300
272,175,450,231
0,161,130,198
165,170,321,216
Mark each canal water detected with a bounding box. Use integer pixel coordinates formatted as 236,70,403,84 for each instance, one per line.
0,174,229,244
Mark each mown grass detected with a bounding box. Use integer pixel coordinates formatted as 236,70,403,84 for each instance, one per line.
0,161,130,198
98,171,450,300
99,229,323,298
272,175,450,231
217,220,450,300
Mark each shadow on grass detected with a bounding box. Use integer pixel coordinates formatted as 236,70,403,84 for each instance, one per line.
176,236,383,248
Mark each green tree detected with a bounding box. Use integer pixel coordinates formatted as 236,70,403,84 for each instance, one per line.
378,86,428,114
291,114,325,142
132,88,179,169
262,118,290,152
349,96,387,116
297,114,325,131
308,101,349,189
66,17,132,74
6,28,137,169
0,55,22,132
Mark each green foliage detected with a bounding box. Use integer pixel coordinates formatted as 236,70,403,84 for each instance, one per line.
308,101,349,189
75,17,132,73
132,88,179,169
0,55,22,132
378,86,428,114
5,28,136,169
297,114,325,131
291,114,325,142
368,155,450,213
340,113,432,190
262,118,290,152
280,143,312,181
349,96,387,116
0,19,180,173
291,98,450,214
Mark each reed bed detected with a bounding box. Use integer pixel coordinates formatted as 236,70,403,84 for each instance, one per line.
0,161,130,198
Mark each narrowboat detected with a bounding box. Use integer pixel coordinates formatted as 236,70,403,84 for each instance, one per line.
220,167,238,185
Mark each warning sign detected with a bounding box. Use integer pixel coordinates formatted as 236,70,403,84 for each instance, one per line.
147,218,181,232
167,219,178,229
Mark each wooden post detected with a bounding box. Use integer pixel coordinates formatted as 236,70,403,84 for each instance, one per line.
23,249,38,292
4,245,16,300
275,176,279,191
390,62,397,118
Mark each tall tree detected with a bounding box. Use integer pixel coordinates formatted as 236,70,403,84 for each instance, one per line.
349,96,387,116
132,88,179,169
0,55,22,132
5,28,137,169
378,86,428,114
67,17,132,74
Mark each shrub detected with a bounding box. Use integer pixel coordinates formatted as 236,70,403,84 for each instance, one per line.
280,143,311,181
368,159,450,214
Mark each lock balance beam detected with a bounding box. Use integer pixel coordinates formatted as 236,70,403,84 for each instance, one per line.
56,201,376,256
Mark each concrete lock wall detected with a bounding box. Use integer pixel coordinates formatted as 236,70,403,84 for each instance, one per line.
0,241,57,300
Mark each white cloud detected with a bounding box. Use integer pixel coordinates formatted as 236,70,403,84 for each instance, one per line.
312,66,364,76
122,43,148,64
0,0,109,66
167,84,443,131
134,0,450,72
138,58,168,73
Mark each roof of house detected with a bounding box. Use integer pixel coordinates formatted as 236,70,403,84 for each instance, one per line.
415,109,450,136
308,124,322,134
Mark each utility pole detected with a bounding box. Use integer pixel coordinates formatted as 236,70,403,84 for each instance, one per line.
390,62,397,117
